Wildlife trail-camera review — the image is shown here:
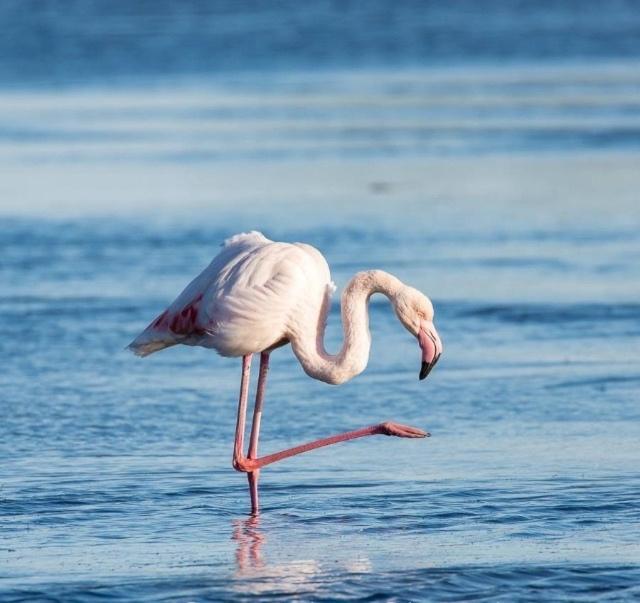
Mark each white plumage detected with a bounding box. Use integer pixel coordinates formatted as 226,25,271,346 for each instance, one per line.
129,230,441,385
129,231,333,359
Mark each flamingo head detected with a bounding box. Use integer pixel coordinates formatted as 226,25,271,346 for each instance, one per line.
393,286,443,380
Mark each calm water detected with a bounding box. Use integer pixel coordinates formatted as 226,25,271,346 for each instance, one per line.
2,3,640,602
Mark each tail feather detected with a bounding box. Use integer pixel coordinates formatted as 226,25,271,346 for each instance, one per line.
127,321,180,357
127,338,177,357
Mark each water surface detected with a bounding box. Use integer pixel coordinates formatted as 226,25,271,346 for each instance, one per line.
1,2,640,601
2,202,639,600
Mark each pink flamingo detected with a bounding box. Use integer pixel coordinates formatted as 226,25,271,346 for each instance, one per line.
128,232,442,514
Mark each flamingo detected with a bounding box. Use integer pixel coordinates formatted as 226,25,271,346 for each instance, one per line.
128,231,442,514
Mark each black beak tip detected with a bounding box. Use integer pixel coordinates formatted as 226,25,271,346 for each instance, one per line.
419,361,431,380
419,353,441,380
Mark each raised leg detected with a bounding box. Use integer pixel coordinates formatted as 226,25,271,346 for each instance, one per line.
246,352,270,514
234,421,427,474
232,354,429,514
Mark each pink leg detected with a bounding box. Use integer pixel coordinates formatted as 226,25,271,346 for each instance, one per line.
234,420,427,474
232,354,428,514
232,354,252,473
246,352,270,514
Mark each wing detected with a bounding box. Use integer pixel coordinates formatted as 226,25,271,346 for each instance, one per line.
128,231,272,356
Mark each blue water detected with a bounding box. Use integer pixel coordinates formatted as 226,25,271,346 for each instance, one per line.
2,0,640,86
2,3,640,602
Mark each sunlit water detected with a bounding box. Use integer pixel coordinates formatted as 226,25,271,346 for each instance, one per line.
2,201,640,600
2,3,640,601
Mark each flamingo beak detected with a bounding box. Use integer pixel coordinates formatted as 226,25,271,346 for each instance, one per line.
418,322,442,381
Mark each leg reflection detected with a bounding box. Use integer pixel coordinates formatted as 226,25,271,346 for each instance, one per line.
232,515,265,574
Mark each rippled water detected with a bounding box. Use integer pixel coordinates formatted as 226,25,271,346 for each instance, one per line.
2,2,640,601
3,63,640,165
2,201,640,600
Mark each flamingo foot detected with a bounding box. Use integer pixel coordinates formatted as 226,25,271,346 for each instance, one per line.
378,421,429,438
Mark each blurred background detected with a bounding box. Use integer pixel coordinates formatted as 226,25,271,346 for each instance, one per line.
2,2,640,601
2,0,640,223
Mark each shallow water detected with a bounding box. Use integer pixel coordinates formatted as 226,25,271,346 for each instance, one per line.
2,3,640,601
2,204,640,600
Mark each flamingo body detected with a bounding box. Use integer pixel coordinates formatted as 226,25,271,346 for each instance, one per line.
129,231,332,359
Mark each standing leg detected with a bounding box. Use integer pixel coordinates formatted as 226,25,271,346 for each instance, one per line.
232,354,252,472
247,352,270,514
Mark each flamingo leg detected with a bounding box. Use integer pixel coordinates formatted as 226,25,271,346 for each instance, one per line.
246,352,270,514
234,420,428,476
232,354,252,473
232,354,428,514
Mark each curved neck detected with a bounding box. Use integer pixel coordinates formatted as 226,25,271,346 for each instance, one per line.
290,270,403,385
